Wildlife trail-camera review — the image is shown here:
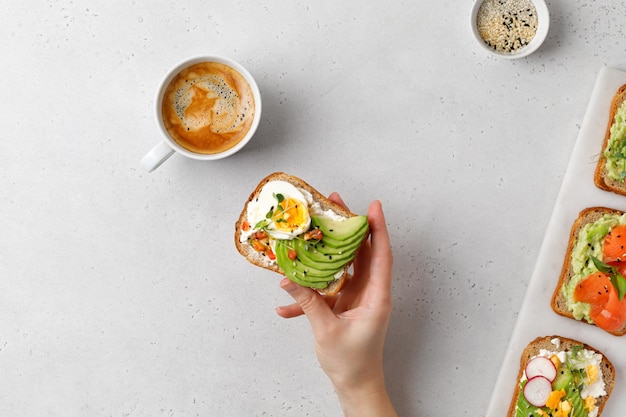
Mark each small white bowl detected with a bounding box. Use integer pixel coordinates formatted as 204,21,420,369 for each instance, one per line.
470,0,549,59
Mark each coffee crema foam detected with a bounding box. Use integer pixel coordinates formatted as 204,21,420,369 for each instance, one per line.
162,62,255,154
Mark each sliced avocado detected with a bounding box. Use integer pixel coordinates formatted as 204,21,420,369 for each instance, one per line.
310,216,369,249
287,272,329,289
312,215,368,239
297,252,354,272
321,223,369,248
297,254,352,272
275,241,336,288
306,234,364,256
565,382,586,417
552,365,573,390
293,238,355,267
275,216,369,289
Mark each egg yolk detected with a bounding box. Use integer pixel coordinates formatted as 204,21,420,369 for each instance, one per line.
271,198,308,232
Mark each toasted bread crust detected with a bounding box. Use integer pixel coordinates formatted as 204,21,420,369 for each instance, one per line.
234,172,366,296
594,84,626,195
551,207,626,336
507,336,615,417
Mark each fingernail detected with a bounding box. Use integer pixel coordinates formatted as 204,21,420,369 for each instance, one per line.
280,277,298,293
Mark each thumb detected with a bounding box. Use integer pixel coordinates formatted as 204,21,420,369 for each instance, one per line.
280,278,336,332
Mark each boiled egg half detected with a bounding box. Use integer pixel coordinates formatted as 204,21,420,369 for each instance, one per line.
245,180,311,240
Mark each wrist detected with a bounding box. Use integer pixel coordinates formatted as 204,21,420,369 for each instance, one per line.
333,373,397,417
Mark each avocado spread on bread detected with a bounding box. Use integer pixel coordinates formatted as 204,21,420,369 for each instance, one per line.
564,212,626,321
603,100,626,182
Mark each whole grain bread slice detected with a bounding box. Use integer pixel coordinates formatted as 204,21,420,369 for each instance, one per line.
594,83,626,195
507,336,615,417
234,172,367,296
551,206,626,336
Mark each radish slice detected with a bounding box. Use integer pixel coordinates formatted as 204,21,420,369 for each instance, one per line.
523,376,552,407
525,356,557,382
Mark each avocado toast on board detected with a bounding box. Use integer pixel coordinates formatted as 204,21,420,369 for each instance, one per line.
508,336,615,417
595,83,626,195
551,207,626,335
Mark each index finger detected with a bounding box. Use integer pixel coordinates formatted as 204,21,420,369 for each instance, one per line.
328,191,349,211
366,200,393,294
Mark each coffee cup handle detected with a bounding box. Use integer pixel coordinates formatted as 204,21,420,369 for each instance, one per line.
141,141,176,172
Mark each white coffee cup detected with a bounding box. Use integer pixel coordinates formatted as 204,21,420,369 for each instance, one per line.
141,55,262,172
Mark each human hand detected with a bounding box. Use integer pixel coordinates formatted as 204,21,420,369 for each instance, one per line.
276,193,397,417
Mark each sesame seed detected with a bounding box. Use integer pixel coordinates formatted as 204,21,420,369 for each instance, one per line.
476,0,538,54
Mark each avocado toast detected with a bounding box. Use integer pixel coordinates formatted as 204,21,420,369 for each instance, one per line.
594,83,626,195
508,336,615,417
234,172,369,295
551,207,626,335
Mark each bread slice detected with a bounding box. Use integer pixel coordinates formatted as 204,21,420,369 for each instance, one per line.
507,336,615,417
234,172,368,296
594,83,626,195
551,206,626,336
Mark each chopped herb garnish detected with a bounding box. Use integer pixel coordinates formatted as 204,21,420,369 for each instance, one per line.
591,256,626,300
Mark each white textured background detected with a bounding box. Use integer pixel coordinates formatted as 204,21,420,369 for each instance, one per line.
1,1,625,416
